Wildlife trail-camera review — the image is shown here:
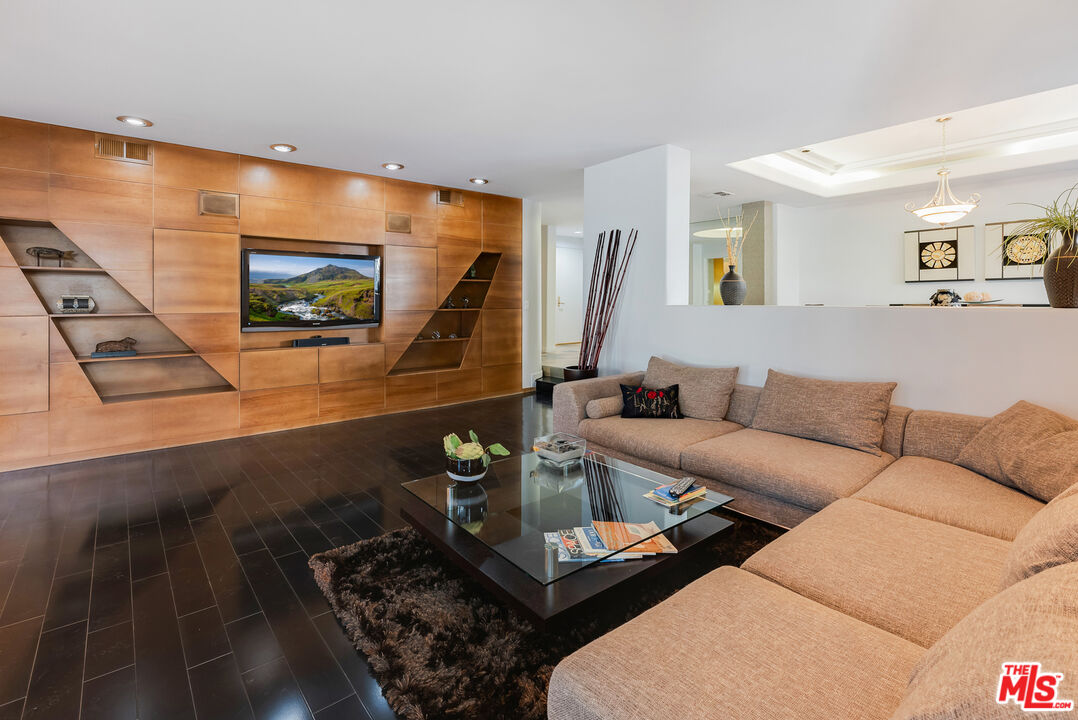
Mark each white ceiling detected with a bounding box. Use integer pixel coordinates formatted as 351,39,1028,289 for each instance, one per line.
3,0,1078,225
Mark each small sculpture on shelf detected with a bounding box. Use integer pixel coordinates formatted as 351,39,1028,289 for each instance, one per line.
416,332,424,340
468,264,477,278
430,330,441,339
26,246,74,267
929,288,963,307
448,333,458,339
446,296,456,308
91,337,138,358
461,296,470,308
55,295,96,314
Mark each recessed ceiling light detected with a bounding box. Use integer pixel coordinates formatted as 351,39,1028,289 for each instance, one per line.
382,162,405,170
469,177,489,185
116,115,153,128
270,144,297,153
712,190,733,197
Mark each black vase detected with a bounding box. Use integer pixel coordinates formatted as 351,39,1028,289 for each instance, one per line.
719,266,747,306
562,365,598,381
446,456,487,482
1043,233,1078,308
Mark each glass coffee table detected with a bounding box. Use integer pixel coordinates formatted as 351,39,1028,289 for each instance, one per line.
400,451,734,627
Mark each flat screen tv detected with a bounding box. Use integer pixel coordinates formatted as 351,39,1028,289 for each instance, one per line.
241,249,381,331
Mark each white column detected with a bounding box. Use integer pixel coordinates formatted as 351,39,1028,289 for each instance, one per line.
521,199,543,385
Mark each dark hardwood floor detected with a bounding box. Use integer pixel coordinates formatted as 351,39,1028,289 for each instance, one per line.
0,393,552,720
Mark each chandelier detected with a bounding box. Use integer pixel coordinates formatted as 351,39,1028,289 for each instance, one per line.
905,117,980,226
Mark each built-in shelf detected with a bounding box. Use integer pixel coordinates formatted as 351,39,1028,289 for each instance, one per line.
48,312,153,318
436,308,480,312
76,351,196,364
22,266,107,273
456,279,491,283
412,337,469,344
99,385,236,405
387,364,462,377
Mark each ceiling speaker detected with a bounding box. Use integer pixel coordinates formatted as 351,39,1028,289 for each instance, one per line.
437,189,464,206
386,213,412,233
199,190,240,217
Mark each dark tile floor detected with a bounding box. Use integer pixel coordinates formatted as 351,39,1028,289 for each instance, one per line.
0,394,552,720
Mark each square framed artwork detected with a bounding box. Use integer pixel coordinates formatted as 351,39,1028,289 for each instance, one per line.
903,225,974,283
985,220,1055,280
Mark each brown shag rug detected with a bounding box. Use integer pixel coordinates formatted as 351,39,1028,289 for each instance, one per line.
309,510,782,720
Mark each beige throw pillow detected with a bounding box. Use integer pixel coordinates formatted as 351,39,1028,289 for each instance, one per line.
893,562,1078,720
1000,481,1078,590
585,395,623,419
1005,430,1078,502
750,369,896,455
642,356,738,422
955,401,1078,490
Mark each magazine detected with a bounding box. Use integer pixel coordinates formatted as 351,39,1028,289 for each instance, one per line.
644,482,707,507
591,521,677,555
544,531,627,562
575,526,645,560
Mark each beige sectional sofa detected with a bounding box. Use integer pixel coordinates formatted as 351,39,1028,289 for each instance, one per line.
548,361,1078,720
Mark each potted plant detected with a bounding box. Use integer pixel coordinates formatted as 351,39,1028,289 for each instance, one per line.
443,431,510,482
1015,184,1078,308
564,228,638,381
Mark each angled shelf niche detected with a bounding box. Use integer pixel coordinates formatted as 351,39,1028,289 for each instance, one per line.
1,220,236,404
388,251,501,377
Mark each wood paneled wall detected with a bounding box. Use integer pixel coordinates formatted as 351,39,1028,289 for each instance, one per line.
0,116,523,471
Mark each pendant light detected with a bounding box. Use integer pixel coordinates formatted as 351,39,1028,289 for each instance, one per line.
905,117,980,226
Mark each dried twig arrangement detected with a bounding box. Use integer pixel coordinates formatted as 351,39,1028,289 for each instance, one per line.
577,228,638,371
719,209,758,269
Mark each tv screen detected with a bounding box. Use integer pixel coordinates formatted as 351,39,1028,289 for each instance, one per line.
241,249,381,330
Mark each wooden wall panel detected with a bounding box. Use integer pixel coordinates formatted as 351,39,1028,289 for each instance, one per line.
0,268,47,315
49,126,154,183
385,374,437,411
436,368,482,403
154,144,238,193
483,364,523,395
385,215,436,248
0,118,49,172
239,326,375,351
486,256,522,309
316,205,383,244
153,230,239,314
154,186,240,233
49,174,153,225
318,344,385,383
0,168,49,219
158,313,239,354
0,317,48,414
153,391,239,440
385,180,437,218
385,245,437,310
239,196,317,239
48,320,75,362
53,222,152,270
240,385,319,429
436,241,482,302
202,353,240,388
482,195,523,227
318,170,384,211
383,311,431,344
48,403,154,455
438,191,482,222
318,379,384,421
239,348,319,391
49,363,101,409
482,309,522,366
238,157,321,203
0,411,49,466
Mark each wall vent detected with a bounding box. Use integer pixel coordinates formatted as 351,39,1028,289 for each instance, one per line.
437,189,464,206
94,134,153,164
386,213,412,233
198,190,240,217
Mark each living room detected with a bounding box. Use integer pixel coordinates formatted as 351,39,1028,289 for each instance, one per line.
2,2,1078,719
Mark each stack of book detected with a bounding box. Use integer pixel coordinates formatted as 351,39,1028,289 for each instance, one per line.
644,481,707,507
544,521,677,562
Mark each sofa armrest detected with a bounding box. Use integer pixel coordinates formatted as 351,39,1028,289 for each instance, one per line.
552,371,644,435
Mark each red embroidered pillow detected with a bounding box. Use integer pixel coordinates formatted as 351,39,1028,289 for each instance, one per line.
619,384,681,419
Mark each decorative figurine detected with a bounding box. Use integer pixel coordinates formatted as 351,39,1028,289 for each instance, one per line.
91,337,138,358
416,333,424,340
26,246,73,267
468,264,477,278
929,289,963,307
461,297,470,308
431,330,441,339
56,295,95,314
446,296,456,308
448,333,458,339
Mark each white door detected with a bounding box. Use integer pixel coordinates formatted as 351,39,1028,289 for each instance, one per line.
555,245,584,344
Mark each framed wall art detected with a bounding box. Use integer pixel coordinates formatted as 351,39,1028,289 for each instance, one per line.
903,225,974,283
985,220,1055,280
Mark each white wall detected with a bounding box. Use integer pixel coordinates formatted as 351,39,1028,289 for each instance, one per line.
782,166,1078,306
584,151,1078,418
521,199,542,384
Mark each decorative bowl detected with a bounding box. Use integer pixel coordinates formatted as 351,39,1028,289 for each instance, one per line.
446,456,487,483
532,432,587,467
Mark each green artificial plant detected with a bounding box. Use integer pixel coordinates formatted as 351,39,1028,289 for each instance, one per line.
443,430,510,467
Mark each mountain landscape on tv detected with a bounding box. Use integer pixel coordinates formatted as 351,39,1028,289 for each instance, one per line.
247,259,377,323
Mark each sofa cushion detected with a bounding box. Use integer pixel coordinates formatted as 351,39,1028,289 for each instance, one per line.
642,356,738,421
577,416,740,468
852,456,1043,541
742,499,1011,647
1006,429,1078,502
681,428,893,511
548,566,923,720
584,395,622,419
619,382,681,419
750,369,896,455
1000,481,1078,590
955,400,1078,489
902,409,987,462
893,563,1078,720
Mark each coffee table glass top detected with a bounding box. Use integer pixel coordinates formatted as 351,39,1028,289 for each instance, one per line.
401,452,732,585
